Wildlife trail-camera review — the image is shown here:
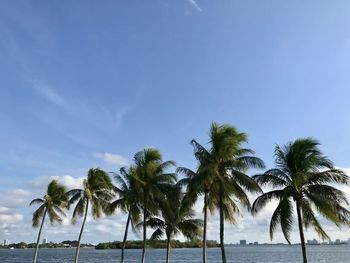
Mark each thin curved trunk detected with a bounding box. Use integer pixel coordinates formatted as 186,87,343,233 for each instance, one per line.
74,201,89,263
141,200,147,263
166,235,171,263
202,192,207,263
120,213,131,263
33,207,47,263
219,185,227,263
296,200,308,263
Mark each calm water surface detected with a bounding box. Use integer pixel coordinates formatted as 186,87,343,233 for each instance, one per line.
1,246,349,262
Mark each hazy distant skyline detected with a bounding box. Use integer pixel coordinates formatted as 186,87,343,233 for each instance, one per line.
1,0,350,244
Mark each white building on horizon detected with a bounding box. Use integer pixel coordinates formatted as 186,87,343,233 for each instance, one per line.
43,238,48,244
3,239,10,246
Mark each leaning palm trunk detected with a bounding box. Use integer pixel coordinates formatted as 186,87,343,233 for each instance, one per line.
120,213,131,263
166,235,171,263
219,186,227,263
296,201,308,263
74,201,89,263
33,208,47,263
141,205,147,263
202,192,207,263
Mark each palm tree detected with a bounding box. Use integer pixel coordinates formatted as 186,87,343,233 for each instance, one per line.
30,180,67,263
67,168,114,263
147,184,203,263
252,138,350,263
132,148,176,263
190,122,264,263
176,166,211,263
107,167,141,263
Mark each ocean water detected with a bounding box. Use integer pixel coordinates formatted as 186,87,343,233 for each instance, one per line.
1,245,350,263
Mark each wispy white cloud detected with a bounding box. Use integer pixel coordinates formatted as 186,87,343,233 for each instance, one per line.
0,189,32,208
10,189,31,196
0,207,23,224
115,106,132,129
31,175,85,190
187,0,202,12
33,80,66,107
94,152,130,167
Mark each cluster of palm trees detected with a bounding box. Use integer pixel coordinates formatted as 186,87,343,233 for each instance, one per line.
30,122,350,263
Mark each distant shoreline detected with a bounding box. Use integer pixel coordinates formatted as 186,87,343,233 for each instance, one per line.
2,239,348,250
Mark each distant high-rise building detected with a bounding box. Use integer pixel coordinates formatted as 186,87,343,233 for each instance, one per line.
3,239,10,246
307,239,318,245
43,238,48,244
336,239,341,244
239,240,246,246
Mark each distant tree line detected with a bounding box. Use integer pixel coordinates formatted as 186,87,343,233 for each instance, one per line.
0,240,93,249
95,239,219,250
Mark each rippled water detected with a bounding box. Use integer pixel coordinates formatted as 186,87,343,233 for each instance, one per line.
1,245,350,262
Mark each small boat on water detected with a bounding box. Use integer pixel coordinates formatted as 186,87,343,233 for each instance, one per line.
9,247,14,250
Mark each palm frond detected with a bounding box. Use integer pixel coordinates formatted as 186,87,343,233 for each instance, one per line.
176,167,196,178
253,170,289,188
150,228,164,240
30,198,44,206
236,156,265,170
252,190,285,215
72,198,86,223
32,204,46,227
300,199,329,240
231,170,262,193
307,169,349,185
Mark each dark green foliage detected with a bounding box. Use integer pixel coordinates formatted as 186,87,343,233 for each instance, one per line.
95,239,219,249
66,168,115,263
252,138,350,263
180,123,264,263
30,180,68,227
131,148,177,263
108,166,141,230
148,185,203,241
30,180,68,263
67,168,115,222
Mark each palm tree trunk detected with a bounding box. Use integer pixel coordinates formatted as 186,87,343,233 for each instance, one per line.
33,207,47,263
141,203,147,263
74,201,89,263
166,235,171,263
219,185,227,263
202,192,207,263
296,201,308,263
120,213,131,263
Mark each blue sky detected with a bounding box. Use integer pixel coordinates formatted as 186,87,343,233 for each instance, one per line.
1,0,350,244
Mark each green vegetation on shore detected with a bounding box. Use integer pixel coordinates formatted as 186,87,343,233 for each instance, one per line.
0,240,94,249
95,239,219,250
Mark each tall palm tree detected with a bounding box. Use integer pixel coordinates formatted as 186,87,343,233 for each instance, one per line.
176,166,211,263
190,122,264,263
107,167,141,263
30,180,67,263
67,168,114,263
252,138,350,263
132,148,176,263
147,184,203,263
